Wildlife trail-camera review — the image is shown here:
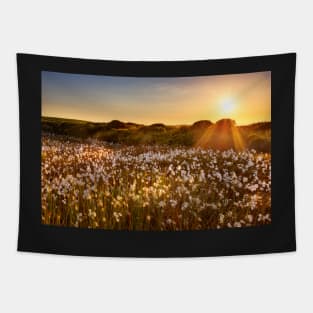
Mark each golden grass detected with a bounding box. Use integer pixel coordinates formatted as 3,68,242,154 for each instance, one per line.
41,134,271,231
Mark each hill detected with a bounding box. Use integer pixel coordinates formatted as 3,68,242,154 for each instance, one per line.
41,116,271,152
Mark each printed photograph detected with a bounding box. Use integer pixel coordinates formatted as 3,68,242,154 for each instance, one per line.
41,71,271,231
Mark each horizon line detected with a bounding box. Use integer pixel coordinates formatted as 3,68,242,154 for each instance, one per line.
41,115,271,127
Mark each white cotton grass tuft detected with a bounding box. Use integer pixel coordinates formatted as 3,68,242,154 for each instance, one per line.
41,133,271,231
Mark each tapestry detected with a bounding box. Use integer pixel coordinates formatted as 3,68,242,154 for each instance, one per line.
17,53,296,257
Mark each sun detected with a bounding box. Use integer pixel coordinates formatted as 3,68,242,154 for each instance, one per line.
220,98,236,114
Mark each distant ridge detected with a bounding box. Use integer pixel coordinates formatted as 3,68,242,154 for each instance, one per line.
42,116,271,152
191,120,213,129
42,116,270,128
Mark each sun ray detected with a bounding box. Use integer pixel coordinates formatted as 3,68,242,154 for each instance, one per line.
194,119,246,151
231,126,246,151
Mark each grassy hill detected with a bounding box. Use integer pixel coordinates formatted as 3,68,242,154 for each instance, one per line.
42,116,271,152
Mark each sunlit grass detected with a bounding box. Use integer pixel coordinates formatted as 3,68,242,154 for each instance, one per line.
41,133,271,231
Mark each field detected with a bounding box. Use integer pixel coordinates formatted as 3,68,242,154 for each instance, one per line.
41,119,271,230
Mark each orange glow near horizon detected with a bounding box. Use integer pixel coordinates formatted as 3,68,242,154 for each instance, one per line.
42,71,271,126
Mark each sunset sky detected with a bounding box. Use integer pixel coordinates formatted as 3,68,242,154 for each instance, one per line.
42,71,271,125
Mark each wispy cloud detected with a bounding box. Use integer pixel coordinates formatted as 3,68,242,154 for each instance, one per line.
42,71,271,125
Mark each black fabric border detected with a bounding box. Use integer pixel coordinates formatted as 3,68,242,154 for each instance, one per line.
17,53,296,257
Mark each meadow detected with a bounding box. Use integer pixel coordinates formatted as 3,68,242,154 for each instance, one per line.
41,119,271,230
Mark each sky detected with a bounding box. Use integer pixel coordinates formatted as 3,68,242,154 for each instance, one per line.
42,70,271,125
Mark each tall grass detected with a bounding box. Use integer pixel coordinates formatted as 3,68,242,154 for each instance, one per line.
41,134,271,231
